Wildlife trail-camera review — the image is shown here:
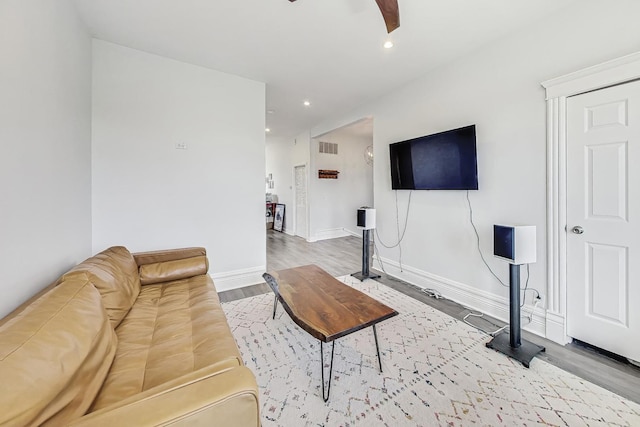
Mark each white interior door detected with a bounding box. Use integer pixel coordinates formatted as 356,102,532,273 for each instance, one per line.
294,165,308,239
566,80,640,362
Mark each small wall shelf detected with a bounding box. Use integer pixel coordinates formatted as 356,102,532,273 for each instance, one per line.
318,170,339,179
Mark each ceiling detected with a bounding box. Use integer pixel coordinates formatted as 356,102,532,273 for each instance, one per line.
73,0,576,140
316,117,374,141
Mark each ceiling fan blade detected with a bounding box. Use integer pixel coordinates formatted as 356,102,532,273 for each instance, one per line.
375,0,400,33
289,0,399,34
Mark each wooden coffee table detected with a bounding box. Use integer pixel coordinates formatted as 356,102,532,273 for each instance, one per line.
263,265,398,401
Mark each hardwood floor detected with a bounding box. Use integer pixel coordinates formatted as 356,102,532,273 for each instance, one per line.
265,229,363,276
219,231,640,404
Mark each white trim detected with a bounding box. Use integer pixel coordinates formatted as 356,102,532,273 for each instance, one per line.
545,311,569,345
542,51,640,345
311,228,351,241
293,163,309,240
210,266,265,292
375,256,546,337
541,51,640,99
343,228,362,238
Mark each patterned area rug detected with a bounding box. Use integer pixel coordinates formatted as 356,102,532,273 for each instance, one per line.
221,276,640,426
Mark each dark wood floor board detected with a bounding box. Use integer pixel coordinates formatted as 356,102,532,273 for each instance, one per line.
218,283,270,303
218,232,640,403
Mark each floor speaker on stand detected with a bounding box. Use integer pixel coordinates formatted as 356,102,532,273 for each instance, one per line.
485,225,545,368
352,208,381,281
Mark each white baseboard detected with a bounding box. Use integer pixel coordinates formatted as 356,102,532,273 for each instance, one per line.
343,228,362,238
374,256,547,338
311,228,351,242
210,266,265,292
546,311,571,344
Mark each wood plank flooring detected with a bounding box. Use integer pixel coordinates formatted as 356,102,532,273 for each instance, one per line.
218,231,640,404
265,229,363,276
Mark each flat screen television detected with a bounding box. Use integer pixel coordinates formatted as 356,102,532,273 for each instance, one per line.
389,124,478,190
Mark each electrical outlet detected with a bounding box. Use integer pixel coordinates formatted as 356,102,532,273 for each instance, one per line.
175,143,188,150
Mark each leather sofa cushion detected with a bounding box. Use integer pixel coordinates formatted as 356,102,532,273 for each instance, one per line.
139,255,209,285
0,275,117,426
90,274,243,411
133,247,206,266
63,246,141,328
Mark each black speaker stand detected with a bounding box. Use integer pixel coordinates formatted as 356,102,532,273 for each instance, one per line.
485,263,545,368
351,229,380,282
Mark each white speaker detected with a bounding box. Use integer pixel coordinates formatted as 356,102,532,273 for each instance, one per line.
357,208,376,230
493,225,536,265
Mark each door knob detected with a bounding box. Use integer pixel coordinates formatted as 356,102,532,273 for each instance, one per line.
571,226,584,235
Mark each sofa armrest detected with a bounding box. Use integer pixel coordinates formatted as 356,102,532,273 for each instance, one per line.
133,247,206,266
133,248,209,285
69,367,259,427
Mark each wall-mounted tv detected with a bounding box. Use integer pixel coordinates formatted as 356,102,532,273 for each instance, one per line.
389,124,478,190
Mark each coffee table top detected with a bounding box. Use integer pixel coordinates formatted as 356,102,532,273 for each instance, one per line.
267,265,398,342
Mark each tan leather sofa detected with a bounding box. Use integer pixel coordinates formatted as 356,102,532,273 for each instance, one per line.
0,246,259,427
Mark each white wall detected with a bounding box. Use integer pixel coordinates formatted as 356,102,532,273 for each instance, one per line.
0,0,92,317
92,40,266,291
309,0,640,336
265,137,294,234
310,132,373,240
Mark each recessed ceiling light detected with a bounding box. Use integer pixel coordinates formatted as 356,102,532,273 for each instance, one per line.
303,100,311,107
265,128,271,133
383,41,394,49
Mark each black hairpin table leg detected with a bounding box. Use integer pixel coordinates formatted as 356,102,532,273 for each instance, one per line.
320,340,335,402
373,324,383,373
272,295,278,319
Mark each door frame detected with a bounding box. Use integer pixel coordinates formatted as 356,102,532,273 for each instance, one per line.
293,163,309,239
541,51,640,345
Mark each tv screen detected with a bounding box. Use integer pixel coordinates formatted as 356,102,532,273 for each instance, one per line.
389,125,478,190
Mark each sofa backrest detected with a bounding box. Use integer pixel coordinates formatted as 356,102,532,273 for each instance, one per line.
138,255,209,285
62,246,141,329
0,275,117,426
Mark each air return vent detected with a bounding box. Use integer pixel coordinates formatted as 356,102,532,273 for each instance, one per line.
319,141,338,155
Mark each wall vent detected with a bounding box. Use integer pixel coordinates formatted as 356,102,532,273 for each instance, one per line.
319,141,338,155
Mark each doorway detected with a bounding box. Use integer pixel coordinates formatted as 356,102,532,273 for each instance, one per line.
542,52,640,362
294,164,308,239
310,117,374,241
565,80,640,362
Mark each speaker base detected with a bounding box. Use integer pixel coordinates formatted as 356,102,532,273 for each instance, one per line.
350,272,381,282
485,333,545,368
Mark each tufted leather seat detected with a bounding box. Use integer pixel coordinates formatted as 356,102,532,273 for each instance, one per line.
91,274,244,410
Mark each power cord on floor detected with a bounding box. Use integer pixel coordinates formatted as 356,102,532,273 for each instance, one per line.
462,299,541,337
422,288,443,299
462,281,542,336
463,311,509,337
